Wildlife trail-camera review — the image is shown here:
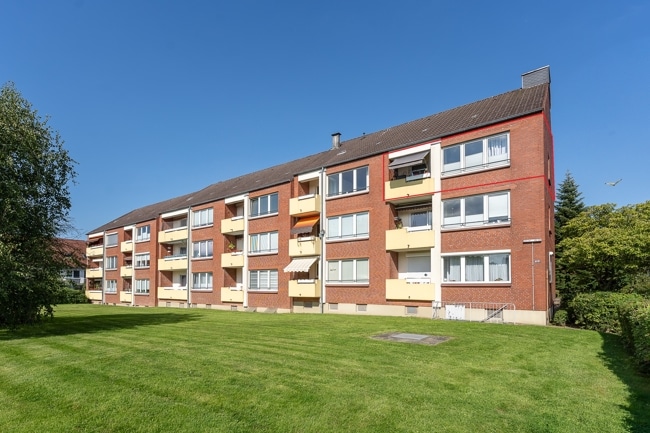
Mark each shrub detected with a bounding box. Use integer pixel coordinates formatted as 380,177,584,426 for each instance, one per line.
618,299,650,374
552,309,568,326
568,292,643,334
53,287,90,304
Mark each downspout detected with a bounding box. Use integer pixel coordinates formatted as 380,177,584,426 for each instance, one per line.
101,238,106,305
243,194,250,309
131,231,135,306
187,207,192,308
320,167,326,313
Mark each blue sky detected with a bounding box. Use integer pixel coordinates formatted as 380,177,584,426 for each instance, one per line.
2,0,649,239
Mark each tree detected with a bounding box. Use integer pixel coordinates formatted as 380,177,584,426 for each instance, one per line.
554,171,586,246
0,82,76,329
558,201,650,295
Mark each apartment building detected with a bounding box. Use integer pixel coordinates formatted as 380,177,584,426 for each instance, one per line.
86,66,555,325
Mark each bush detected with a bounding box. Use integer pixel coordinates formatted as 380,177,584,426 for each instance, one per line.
53,287,89,304
618,299,650,374
568,292,643,333
552,309,568,326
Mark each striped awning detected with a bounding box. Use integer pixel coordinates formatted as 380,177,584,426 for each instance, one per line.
291,215,320,235
283,256,318,273
388,150,430,170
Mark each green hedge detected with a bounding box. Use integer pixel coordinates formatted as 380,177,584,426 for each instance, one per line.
619,299,650,374
568,292,644,334
53,287,90,304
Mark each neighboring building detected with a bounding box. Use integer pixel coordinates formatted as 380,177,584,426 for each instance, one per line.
57,238,87,286
86,66,555,325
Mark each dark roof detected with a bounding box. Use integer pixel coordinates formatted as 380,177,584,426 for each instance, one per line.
89,83,549,234
55,238,87,268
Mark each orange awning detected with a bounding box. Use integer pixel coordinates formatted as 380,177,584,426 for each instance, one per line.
291,215,320,235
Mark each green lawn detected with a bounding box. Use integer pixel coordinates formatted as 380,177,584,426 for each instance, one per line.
1,305,648,433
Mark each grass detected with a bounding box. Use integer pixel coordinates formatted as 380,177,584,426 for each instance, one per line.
1,305,649,433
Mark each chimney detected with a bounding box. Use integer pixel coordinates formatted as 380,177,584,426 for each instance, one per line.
331,132,341,149
521,66,550,88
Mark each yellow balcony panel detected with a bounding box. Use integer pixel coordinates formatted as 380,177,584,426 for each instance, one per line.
157,287,188,300
384,176,434,202
120,266,133,278
220,217,245,235
86,245,103,257
386,279,435,301
158,257,188,271
221,252,244,268
289,237,321,257
289,194,321,216
120,241,133,253
120,291,133,303
87,268,103,278
220,287,244,303
86,290,102,301
157,227,188,243
385,228,434,252
288,279,321,298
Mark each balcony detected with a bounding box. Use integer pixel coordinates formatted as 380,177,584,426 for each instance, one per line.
289,237,321,257
221,252,244,268
85,290,102,301
385,228,434,252
158,256,188,271
120,291,132,303
86,245,103,258
120,266,133,278
220,286,244,303
385,279,435,301
87,267,103,278
158,227,188,244
121,241,133,253
157,286,188,300
384,175,434,202
220,216,245,235
288,279,320,298
289,194,321,216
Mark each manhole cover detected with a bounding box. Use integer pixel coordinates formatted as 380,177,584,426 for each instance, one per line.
372,332,451,345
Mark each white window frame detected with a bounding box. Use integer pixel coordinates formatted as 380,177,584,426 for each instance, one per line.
105,256,117,270
442,251,511,283
250,193,279,218
192,240,213,259
105,233,118,247
192,208,213,228
136,225,150,242
248,269,278,292
192,272,213,290
326,258,369,285
105,279,117,293
134,253,150,268
326,212,369,241
442,191,510,228
327,166,369,198
442,133,509,176
249,231,278,255
135,279,150,294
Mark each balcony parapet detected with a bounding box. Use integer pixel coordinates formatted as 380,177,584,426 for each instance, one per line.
385,227,434,251
385,279,435,301
288,279,321,298
289,237,321,257
289,194,321,216
220,286,244,303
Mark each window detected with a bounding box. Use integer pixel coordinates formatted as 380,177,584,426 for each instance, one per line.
327,259,369,284
442,133,509,175
105,233,118,247
327,166,368,197
249,232,278,254
135,279,150,294
327,212,369,240
192,208,213,228
192,240,213,259
105,280,117,293
192,272,213,290
442,192,509,228
249,270,278,291
442,253,510,283
136,225,150,241
250,193,278,217
134,253,150,268
105,256,117,270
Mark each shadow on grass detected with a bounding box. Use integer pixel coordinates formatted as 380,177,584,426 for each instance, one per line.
0,311,200,341
599,332,650,433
